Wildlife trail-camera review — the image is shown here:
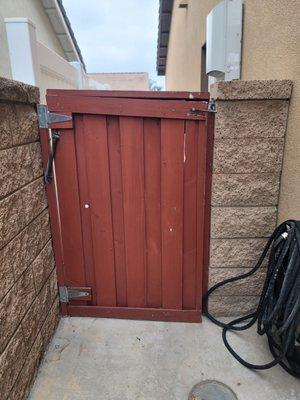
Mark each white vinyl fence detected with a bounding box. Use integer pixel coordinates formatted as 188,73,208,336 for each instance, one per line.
5,18,107,103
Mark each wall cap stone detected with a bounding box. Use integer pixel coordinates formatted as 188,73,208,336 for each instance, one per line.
210,79,293,101
0,77,39,104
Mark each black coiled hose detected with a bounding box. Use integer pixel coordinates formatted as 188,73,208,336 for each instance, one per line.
203,220,300,377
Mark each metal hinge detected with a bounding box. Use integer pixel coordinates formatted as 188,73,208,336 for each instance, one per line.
37,104,72,128
59,286,92,303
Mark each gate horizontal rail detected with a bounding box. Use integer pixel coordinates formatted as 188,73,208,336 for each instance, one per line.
46,95,208,120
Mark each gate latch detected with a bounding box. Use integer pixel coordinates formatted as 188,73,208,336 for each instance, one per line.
37,104,72,128
59,286,92,303
208,98,217,112
188,108,204,117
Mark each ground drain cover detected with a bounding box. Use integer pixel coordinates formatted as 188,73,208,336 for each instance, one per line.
188,380,237,400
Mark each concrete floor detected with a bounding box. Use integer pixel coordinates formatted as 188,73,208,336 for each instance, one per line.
29,317,300,400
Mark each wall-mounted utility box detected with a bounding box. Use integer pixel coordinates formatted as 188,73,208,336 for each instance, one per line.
206,0,243,81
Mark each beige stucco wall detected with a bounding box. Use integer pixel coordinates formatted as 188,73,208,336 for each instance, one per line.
0,0,65,79
165,0,300,221
88,73,150,91
165,0,219,91
240,0,300,222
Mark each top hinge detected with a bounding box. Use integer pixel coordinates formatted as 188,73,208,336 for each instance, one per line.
37,104,72,128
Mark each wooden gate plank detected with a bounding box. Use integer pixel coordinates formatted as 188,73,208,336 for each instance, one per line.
161,119,185,310
201,113,214,298
120,117,146,308
196,121,208,310
107,116,127,307
183,121,199,309
81,115,117,307
54,129,86,287
73,115,97,305
144,118,162,308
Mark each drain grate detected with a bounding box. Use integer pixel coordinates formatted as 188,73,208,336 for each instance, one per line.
188,380,238,400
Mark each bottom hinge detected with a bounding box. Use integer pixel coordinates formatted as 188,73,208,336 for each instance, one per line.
59,286,92,303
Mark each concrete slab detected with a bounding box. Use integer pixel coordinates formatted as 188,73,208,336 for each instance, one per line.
29,317,300,400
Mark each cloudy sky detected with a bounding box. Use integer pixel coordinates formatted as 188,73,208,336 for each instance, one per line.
63,0,165,88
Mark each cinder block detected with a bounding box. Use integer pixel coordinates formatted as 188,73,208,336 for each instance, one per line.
0,180,48,250
210,79,292,100
0,103,14,149
0,243,15,301
208,295,259,317
21,277,54,350
0,267,35,353
209,268,266,296
0,326,27,399
21,178,47,226
11,104,39,146
0,144,41,199
29,142,43,178
10,210,51,281
0,191,24,248
32,241,55,294
213,138,284,174
48,268,58,301
215,100,289,139
211,173,280,206
211,206,277,238
0,76,39,104
8,333,44,400
41,297,60,352
210,238,267,269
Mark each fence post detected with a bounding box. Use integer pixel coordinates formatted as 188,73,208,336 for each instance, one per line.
5,18,41,86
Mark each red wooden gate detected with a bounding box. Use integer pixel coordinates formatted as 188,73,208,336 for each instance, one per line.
40,90,213,322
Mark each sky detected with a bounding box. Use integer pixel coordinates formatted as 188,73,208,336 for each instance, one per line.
63,0,165,89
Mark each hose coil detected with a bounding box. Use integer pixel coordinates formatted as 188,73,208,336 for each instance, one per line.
204,220,300,377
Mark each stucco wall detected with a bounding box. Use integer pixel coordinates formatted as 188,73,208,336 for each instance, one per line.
165,0,219,91
164,0,300,223
240,0,300,222
88,72,150,91
0,0,65,79
0,77,59,399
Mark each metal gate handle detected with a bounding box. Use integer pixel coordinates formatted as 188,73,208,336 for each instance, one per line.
44,130,61,184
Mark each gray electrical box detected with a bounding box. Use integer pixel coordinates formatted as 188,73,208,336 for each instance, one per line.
206,0,243,81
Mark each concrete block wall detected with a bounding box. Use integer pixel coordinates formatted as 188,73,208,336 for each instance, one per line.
0,77,59,399
208,80,293,316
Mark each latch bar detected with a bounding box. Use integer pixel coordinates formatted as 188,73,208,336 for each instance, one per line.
44,129,61,184
187,99,216,117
